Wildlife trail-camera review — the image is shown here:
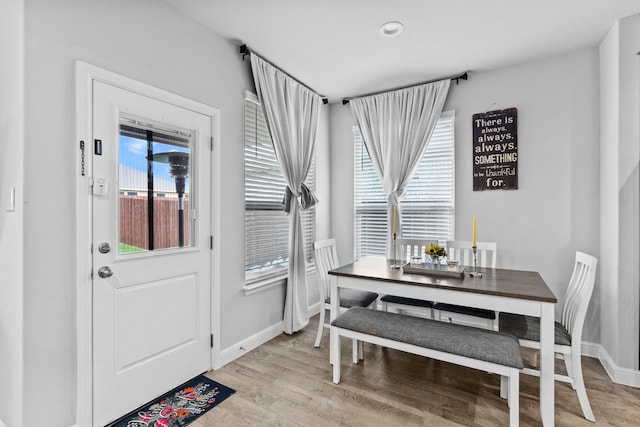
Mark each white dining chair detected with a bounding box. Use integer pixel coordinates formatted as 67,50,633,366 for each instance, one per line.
313,238,378,348
445,240,497,269
394,238,434,264
433,240,498,329
499,251,598,422
380,239,436,318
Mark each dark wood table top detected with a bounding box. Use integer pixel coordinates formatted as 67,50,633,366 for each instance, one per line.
329,257,557,303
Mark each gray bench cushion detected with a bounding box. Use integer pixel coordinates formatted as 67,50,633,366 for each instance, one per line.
332,307,522,369
325,289,379,309
380,295,434,308
434,302,496,319
499,312,571,346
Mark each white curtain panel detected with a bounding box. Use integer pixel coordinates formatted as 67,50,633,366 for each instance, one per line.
250,53,321,334
350,80,450,259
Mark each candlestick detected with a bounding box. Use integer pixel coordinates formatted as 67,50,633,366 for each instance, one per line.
390,232,401,269
472,216,477,247
469,245,483,277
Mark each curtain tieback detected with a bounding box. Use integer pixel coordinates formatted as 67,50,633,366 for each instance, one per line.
283,183,319,213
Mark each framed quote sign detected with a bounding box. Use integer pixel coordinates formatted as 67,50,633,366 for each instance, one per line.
472,108,518,190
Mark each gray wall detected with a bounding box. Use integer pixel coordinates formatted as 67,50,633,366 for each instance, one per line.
7,1,639,425
20,0,329,426
330,49,602,342
600,14,640,371
0,2,25,427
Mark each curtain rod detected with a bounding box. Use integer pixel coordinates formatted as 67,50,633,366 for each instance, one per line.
240,45,328,105
341,72,468,105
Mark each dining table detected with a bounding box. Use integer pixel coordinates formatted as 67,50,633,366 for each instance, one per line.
328,257,558,426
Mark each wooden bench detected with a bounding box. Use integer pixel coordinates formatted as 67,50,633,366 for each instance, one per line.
330,307,523,426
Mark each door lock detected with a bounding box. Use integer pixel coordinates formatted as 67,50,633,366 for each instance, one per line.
98,242,111,254
98,266,113,278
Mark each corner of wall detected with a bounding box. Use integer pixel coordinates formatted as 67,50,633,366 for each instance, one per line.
0,1,25,427
584,341,640,388
597,13,640,371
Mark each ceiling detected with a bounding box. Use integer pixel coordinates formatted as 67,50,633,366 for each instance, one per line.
164,0,640,103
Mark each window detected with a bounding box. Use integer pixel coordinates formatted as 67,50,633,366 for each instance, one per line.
118,118,193,253
244,95,316,283
354,112,455,259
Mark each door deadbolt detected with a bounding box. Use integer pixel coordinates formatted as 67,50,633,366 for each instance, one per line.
98,266,113,278
98,242,111,254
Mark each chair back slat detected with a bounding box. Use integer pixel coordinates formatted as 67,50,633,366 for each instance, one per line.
561,251,597,341
314,238,339,302
446,241,497,268
396,239,437,262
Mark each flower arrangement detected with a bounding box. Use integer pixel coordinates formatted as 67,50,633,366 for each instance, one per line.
425,243,447,263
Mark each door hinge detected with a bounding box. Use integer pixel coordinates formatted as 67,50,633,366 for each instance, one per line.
210,333,214,348
210,235,213,250
210,136,214,151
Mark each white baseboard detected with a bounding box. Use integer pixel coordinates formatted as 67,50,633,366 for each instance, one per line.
581,341,601,358
308,301,321,317
217,321,283,368
582,341,640,388
216,302,322,369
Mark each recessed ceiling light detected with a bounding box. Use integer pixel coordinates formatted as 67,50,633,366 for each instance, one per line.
379,21,404,37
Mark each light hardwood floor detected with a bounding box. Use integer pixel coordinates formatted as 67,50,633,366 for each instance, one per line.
194,314,640,426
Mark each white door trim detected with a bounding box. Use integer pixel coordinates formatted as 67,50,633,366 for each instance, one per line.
74,62,221,426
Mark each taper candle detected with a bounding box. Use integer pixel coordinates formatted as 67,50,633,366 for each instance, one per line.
393,207,397,234
472,216,477,247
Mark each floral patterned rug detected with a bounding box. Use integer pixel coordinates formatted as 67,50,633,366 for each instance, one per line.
107,375,235,427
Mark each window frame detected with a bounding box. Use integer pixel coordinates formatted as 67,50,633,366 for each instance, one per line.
243,92,316,291
354,111,456,260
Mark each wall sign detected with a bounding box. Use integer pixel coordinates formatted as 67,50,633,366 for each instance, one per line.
472,108,518,190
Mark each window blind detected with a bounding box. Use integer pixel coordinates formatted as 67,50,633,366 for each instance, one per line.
354,112,455,259
244,97,315,282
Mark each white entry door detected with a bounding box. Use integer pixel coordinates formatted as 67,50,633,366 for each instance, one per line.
92,81,212,426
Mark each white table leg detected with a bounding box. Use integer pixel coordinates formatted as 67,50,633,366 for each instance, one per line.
332,330,341,384
539,302,555,426
509,369,519,426
329,275,339,366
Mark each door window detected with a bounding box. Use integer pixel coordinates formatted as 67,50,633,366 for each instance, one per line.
118,116,194,254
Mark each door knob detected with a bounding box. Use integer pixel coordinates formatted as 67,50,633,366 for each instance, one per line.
98,266,113,278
